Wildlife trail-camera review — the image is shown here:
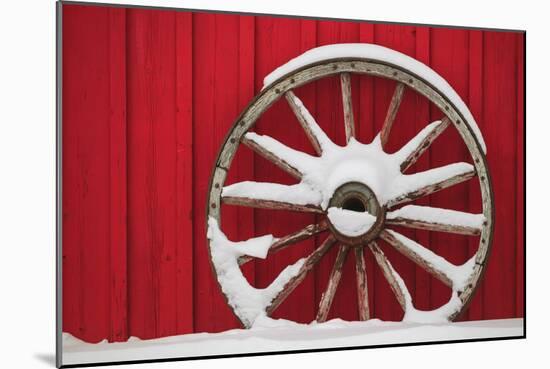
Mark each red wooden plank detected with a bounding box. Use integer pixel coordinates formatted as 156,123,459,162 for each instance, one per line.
466,30,484,321
253,16,317,323
175,11,194,334
428,28,471,314
153,11,178,338
127,9,154,339
62,4,112,342
251,16,315,323
315,19,360,322
107,7,128,342
358,22,375,142
191,12,217,333
237,15,257,288
192,13,225,333
192,13,250,332
358,23,376,318
373,23,417,322
515,32,525,317
62,4,84,341
411,25,432,312
481,31,518,319
127,8,178,339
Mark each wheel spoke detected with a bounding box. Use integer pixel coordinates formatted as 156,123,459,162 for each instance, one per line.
340,73,355,142
386,162,476,208
222,196,323,213
316,245,350,322
354,247,370,321
386,205,484,236
380,82,405,148
222,181,323,213
368,242,409,311
380,229,476,290
285,91,334,155
267,235,337,315
242,132,317,179
238,220,330,265
397,117,451,172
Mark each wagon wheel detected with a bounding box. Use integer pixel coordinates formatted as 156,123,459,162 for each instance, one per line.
207,44,494,328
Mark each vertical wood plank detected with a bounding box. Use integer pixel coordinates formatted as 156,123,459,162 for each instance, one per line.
253,16,317,323
237,15,257,288
372,23,416,321
482,31,517,319
62,4,83,341
193,13,249,332
357,23,375,142
175,11,194,334
192,12,218,333
315,19,360,321
466,30,484,320
154,11,178,338
412,25,432,312
358,22,376,318
515,32,525,318
127,9,154,339
429,28,471,314
62,4,112,342
108,7,128,342
127,8,178,339
79,8,111,344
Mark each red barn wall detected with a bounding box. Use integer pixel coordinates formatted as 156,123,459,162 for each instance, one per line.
61,4,525,343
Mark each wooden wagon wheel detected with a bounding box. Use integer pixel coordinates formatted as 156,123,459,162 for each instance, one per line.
206,44,494,328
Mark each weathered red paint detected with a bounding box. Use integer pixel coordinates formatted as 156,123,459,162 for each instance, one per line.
62,4,525,343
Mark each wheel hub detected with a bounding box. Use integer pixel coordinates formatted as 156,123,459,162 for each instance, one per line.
327,182,385,247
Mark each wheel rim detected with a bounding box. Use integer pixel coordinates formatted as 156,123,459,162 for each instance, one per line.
207,56,494,328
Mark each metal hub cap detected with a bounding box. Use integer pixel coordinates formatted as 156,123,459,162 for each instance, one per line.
327,182,385,247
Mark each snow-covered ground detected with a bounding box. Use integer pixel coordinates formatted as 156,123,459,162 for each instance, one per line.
63,318,523,366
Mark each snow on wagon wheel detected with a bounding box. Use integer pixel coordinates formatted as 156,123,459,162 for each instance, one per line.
206,44,494,328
